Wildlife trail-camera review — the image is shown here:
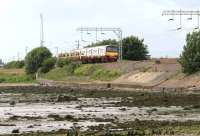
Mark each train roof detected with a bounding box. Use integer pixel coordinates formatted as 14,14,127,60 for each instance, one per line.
72,45,118,52
84,45,113,48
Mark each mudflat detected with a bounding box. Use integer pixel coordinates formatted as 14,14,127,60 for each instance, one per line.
1,86,200,135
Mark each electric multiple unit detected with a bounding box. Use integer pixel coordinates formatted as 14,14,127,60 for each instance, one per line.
59,45,119,63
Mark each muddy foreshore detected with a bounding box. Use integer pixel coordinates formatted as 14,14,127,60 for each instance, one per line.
1,85,200,135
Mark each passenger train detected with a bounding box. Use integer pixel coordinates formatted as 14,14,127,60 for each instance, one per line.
59,45,119,63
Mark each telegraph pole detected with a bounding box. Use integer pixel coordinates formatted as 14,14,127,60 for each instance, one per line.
25,46,28,56
162,10,200,30
77,27,123,60
55,46,59,67
55,46,59,57
40,13,44,46
17,52,20,61
75,40,80,49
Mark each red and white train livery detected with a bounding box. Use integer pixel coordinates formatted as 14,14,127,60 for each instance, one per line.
59,45,119,63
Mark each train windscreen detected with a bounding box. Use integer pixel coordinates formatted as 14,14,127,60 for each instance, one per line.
106,46,118,52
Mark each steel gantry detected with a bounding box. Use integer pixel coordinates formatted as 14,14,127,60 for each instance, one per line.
77,27,123,61
162,10,200,30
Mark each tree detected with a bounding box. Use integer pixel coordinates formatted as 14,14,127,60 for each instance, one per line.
40,57,56,73
25,46,52,74
122,36,149,60
57,58,71,68
179,31,200,74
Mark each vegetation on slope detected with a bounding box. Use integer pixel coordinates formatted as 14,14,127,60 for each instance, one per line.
4,60,24,69
0,69,35,83
42,64,121,81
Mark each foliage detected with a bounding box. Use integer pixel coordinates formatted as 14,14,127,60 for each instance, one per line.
122,36,149,60
64,63,80,75
4,61,24,69
73,64,120,81
41,67,68,80
25,46,52,74
92,69,120,81
57,58,71,68
40,57,56,73
0,72,35,83
42,63,80,80
87,39,118,47
179,31,200,74
43,64,120,81
74,64,98,76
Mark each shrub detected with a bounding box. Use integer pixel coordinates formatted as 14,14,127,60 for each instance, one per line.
0,77,6,83
74,64,97,76
64,63,80,75
179,31,200,74
40,57,56,73
25,46,52,74
92,69,120,81
57,58,71,68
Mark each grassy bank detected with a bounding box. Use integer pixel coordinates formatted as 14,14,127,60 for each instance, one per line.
41,64,121,81
0,68,35,83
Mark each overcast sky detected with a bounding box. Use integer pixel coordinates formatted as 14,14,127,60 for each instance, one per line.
0,0,200,62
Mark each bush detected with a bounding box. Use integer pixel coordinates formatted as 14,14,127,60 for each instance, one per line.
57,58,71,68
74,64,97,76
40,57,56,73
179,31,200,74
92,69,120,81
4,61,24,69
25,46,52,74
64,63,80,75
0,77,6,83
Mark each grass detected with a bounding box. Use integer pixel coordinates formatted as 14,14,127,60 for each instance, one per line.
0,68,35,83
41,67,69,81
42,64,121,81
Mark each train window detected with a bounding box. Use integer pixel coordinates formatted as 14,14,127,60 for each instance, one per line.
106,46,118,52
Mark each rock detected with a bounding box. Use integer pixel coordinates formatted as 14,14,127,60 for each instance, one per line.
12,129,19,133
27,125,34,128
56,95,77,102
9,101,16,106
119,107,127,111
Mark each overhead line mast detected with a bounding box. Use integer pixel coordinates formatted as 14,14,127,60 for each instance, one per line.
162,10,200,30
40,13,44,46
77,27,123,61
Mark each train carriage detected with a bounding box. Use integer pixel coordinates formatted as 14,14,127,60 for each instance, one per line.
59,45,119,63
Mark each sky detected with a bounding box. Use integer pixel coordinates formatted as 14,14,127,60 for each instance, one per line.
0,0,200,62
